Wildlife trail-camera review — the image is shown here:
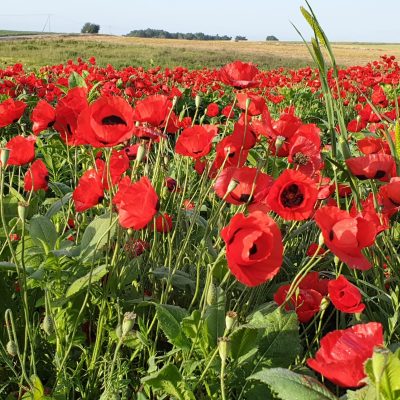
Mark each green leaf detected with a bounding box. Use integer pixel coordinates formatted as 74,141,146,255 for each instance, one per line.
156,304,191,350
203,286,226,348
245,307,301,368
31,374,45,400
346,386,377,400
45,193,72,218
229,325,259,365
181,309,202,339
29,215,58,251
80,212,116,262
65,264,108,297
151,267,195,291
0,261,16,272
142,364,195,400
248,368,338,400
68,71,87,88
365,348,400,400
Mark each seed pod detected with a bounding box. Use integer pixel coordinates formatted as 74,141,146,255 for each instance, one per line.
225,311,237,332
122,312,136,337
206,283,217,306
0,148,10,167
42,315,55,336
218,337,230,362
6,340,17,357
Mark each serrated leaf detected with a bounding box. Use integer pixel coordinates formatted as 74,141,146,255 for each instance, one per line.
229,325,259,364
142,364,195,400
65,264,108,297
45,193,72,218
156,304,191,350
245,308,301,368
80,212,116,262
68,71,87,88
346,385,376,400
248,368,338,400
29,215,58,251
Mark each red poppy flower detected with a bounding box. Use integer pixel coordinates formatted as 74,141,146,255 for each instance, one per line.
220,61,260,89
73,169,104,212
346,154,396,182
306,243,326,257
0,98,27,127
288,124,323,175
220,211,283,287
379,177,400,216
132,94,176,139
155,213,173,233
231,121,258,150
76,95,134,147
328,275,365,314
95,150,130,189
274,272,328,323
113,176,159,230
6,136,36,166
236,93,266,116
124,238,149,257
307,322,383,387
357,137,390,155
214,166,273,205
211,134,249,175
165,177,179,192
24,159,49,191
347,118,367,133
206,103,219,117
175,125,217,159
267,169,317,221
31,100,56,135
54,87,89,145
314,206,377,270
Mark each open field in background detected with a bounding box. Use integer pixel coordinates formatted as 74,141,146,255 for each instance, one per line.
1,34,400,70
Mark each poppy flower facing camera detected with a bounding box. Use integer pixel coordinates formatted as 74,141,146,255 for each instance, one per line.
221,211,283,287
307,322,384,387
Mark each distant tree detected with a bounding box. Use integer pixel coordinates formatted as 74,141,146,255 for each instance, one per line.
266,35,279,41
125,28,231,41
81,23,100,34
234,35,248,42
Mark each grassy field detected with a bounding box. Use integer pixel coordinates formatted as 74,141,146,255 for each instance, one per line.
1,34,400,70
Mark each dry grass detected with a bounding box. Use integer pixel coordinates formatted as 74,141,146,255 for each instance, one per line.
1,34,400,70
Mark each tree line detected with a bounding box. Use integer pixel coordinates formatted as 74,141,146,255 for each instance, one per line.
125,29,232,41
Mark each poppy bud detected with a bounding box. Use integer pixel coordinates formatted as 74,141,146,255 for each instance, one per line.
318,232,324,247
206,283,217,306
122,312,136,337
18,201,29,222
0,148,10,167
218,337,230,362
127,228,134,236
225,311,237,332
226,179,239,195
136,144,146,163
275,135,286,153
172,96,178,108
195,95,201,109
245,97,251,111
115,324,123,339
6,340,17,357
319,296,330,312
42,315,55,336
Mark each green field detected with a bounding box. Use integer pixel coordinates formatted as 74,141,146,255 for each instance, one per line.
1,34,400,71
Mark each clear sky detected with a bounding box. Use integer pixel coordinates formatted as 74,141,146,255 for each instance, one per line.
1,0,399,42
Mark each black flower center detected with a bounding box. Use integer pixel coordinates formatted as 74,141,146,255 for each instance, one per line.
280,184,304,208
293,152,309,165
249,243,257,255
102,115,127,126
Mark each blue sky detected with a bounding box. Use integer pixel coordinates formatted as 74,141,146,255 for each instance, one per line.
1,0,399,42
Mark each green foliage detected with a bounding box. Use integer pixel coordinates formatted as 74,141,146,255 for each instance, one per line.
248,368,338,400
126,28,232,41
81,22,100,34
